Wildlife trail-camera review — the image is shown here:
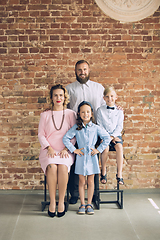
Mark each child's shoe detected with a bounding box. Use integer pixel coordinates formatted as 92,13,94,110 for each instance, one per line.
86,204,94,215
77,204,85,214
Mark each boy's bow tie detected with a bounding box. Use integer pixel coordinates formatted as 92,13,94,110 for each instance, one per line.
107,106,115,110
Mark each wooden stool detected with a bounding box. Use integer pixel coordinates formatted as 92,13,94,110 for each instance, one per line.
93,146,124,209
93,173,123,209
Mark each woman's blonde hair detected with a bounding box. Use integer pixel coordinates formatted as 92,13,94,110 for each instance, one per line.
50,84,69,108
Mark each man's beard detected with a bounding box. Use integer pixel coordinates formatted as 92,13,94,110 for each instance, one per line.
76,73,90,84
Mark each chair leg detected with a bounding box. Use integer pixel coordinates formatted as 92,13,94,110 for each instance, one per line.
44,175,47,202
41,175,50,211
65,182,69,212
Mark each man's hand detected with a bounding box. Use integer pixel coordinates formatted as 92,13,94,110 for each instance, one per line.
116,105,124,111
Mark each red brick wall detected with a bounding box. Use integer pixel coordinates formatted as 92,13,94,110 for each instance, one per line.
0,0,160,189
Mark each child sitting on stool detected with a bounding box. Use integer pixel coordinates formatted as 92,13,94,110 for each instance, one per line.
97,86,124,185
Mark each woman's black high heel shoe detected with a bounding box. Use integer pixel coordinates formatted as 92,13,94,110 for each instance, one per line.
57,203,66,218
48,208,56,218
57,210,65,218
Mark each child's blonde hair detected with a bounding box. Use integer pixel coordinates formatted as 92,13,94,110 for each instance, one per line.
103,86,117,96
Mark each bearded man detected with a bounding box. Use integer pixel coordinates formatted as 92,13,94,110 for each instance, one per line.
66,60,105,121
66,60,105,204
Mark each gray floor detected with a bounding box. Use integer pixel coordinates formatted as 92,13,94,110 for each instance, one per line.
0,189,160,240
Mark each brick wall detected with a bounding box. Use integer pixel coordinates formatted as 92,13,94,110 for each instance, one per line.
0,0,160,190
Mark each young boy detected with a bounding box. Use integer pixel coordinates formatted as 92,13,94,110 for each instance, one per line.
97,86,124,185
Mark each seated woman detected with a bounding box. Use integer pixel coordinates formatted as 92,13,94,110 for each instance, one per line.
38,84,76,218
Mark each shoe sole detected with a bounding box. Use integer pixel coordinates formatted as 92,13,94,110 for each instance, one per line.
77,210,85,214
86,209,94,215
86,212,94,215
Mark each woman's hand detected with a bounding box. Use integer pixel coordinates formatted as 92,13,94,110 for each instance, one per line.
90,148,99,156
47,146,57,158
74,148,84,156
58,148,69,158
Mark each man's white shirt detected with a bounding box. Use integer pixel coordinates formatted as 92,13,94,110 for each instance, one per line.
66,80,105,120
